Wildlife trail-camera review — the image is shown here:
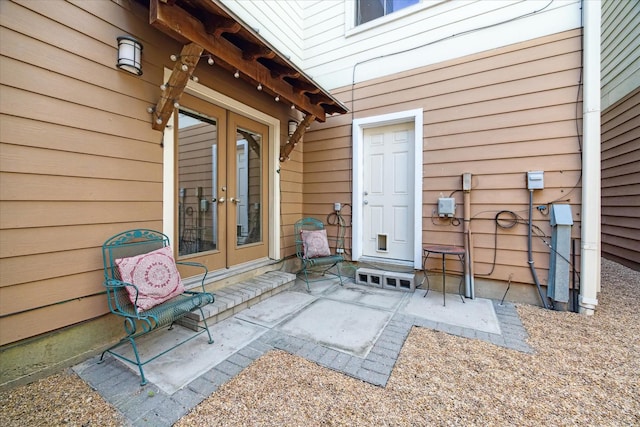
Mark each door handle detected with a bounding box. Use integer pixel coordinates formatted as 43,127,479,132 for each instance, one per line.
218,197,225,203
230,197,240,204
364,200,368,205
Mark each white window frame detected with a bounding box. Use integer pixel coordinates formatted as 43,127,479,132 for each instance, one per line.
345,0,444,36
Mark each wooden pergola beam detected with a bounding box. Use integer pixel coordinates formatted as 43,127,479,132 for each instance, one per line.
152,42,203,131
150,0,328,121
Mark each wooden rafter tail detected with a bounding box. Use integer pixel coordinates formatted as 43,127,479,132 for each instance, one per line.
150,0,329,121
280,114,316,161
152,43,203,131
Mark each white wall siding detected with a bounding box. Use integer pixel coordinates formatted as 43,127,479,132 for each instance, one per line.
601,0,640,110
220,0,305,67
303,0,581,90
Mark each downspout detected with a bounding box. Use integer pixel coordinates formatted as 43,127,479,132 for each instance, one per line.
462,173,474,299
579,0,601,315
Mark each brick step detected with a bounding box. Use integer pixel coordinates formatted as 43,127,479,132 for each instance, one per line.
177,270,296,331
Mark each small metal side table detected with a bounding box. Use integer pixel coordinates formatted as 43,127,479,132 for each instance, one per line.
421,245,466,306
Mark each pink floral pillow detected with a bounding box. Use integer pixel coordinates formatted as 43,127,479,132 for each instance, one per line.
115,245,185,312
301,229,331,259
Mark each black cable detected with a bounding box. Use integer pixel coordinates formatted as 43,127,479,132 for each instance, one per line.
326,210,349,259
474,208,579,286
528,190,550,309
476,210,518,277
500,274,513,306
542,0,584,208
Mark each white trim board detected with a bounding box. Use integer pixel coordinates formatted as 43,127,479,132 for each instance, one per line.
352,108,424,269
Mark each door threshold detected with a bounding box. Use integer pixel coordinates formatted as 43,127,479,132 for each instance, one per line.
182,258,280,289
209,257,279,282
358,256,415,272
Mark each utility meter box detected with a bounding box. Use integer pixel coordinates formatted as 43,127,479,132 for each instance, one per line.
438,197,456,217
527,171,544,190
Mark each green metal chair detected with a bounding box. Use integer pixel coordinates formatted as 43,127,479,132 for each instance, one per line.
100,229,214,385
295,218,345,291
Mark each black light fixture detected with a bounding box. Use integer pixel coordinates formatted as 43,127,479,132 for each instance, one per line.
116,36,143,76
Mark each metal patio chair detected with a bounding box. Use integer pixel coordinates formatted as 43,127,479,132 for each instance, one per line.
100,229,214,385
295,218,345,291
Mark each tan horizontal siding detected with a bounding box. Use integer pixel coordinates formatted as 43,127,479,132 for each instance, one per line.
306,28,583,285
0,0,176,345
0,223,161,259
1,246,102,288
0,201,162,229
601,88,640,270
0,173,162,202
0,294,108,346
0,271,103,316
0,115,161,162
0,144,162,181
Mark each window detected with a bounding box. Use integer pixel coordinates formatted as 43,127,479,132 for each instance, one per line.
356,0,420,25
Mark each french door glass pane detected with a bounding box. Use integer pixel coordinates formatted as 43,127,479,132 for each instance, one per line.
177,110,218,256
235,126,262,246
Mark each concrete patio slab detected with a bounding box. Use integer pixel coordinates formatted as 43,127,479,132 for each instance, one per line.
324,283,407,310
401,290,501,334
117,317,268,394
277,298,392,358
73,276,535,426
292,277,339,295
235,291,317,328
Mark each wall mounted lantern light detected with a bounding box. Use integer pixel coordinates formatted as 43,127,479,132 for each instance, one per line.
116,36,143,76
288,120,298,138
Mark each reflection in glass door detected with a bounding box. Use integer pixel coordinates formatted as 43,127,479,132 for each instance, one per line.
177,110,218,256
175,102,268,269
227,112,268,266
235,127,262,246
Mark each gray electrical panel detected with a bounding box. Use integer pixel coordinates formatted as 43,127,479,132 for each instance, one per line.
527,171,544,190
547,204,573,310
437,197,456,217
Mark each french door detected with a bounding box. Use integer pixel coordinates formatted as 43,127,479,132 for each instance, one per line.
175,94,269,270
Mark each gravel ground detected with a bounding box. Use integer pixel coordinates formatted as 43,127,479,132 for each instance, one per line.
1,258,638,426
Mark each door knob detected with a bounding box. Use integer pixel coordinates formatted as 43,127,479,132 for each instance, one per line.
218,197,225,203
230,197,240,204
364,200,368,205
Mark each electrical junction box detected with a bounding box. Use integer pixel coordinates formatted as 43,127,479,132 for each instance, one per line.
438,197,456,217
527,171,544,190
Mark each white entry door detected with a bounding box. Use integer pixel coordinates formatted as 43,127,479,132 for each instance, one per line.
362,122,415,261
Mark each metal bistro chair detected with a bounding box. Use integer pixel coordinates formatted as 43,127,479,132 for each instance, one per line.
295,218,345,291
100,229,214,385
